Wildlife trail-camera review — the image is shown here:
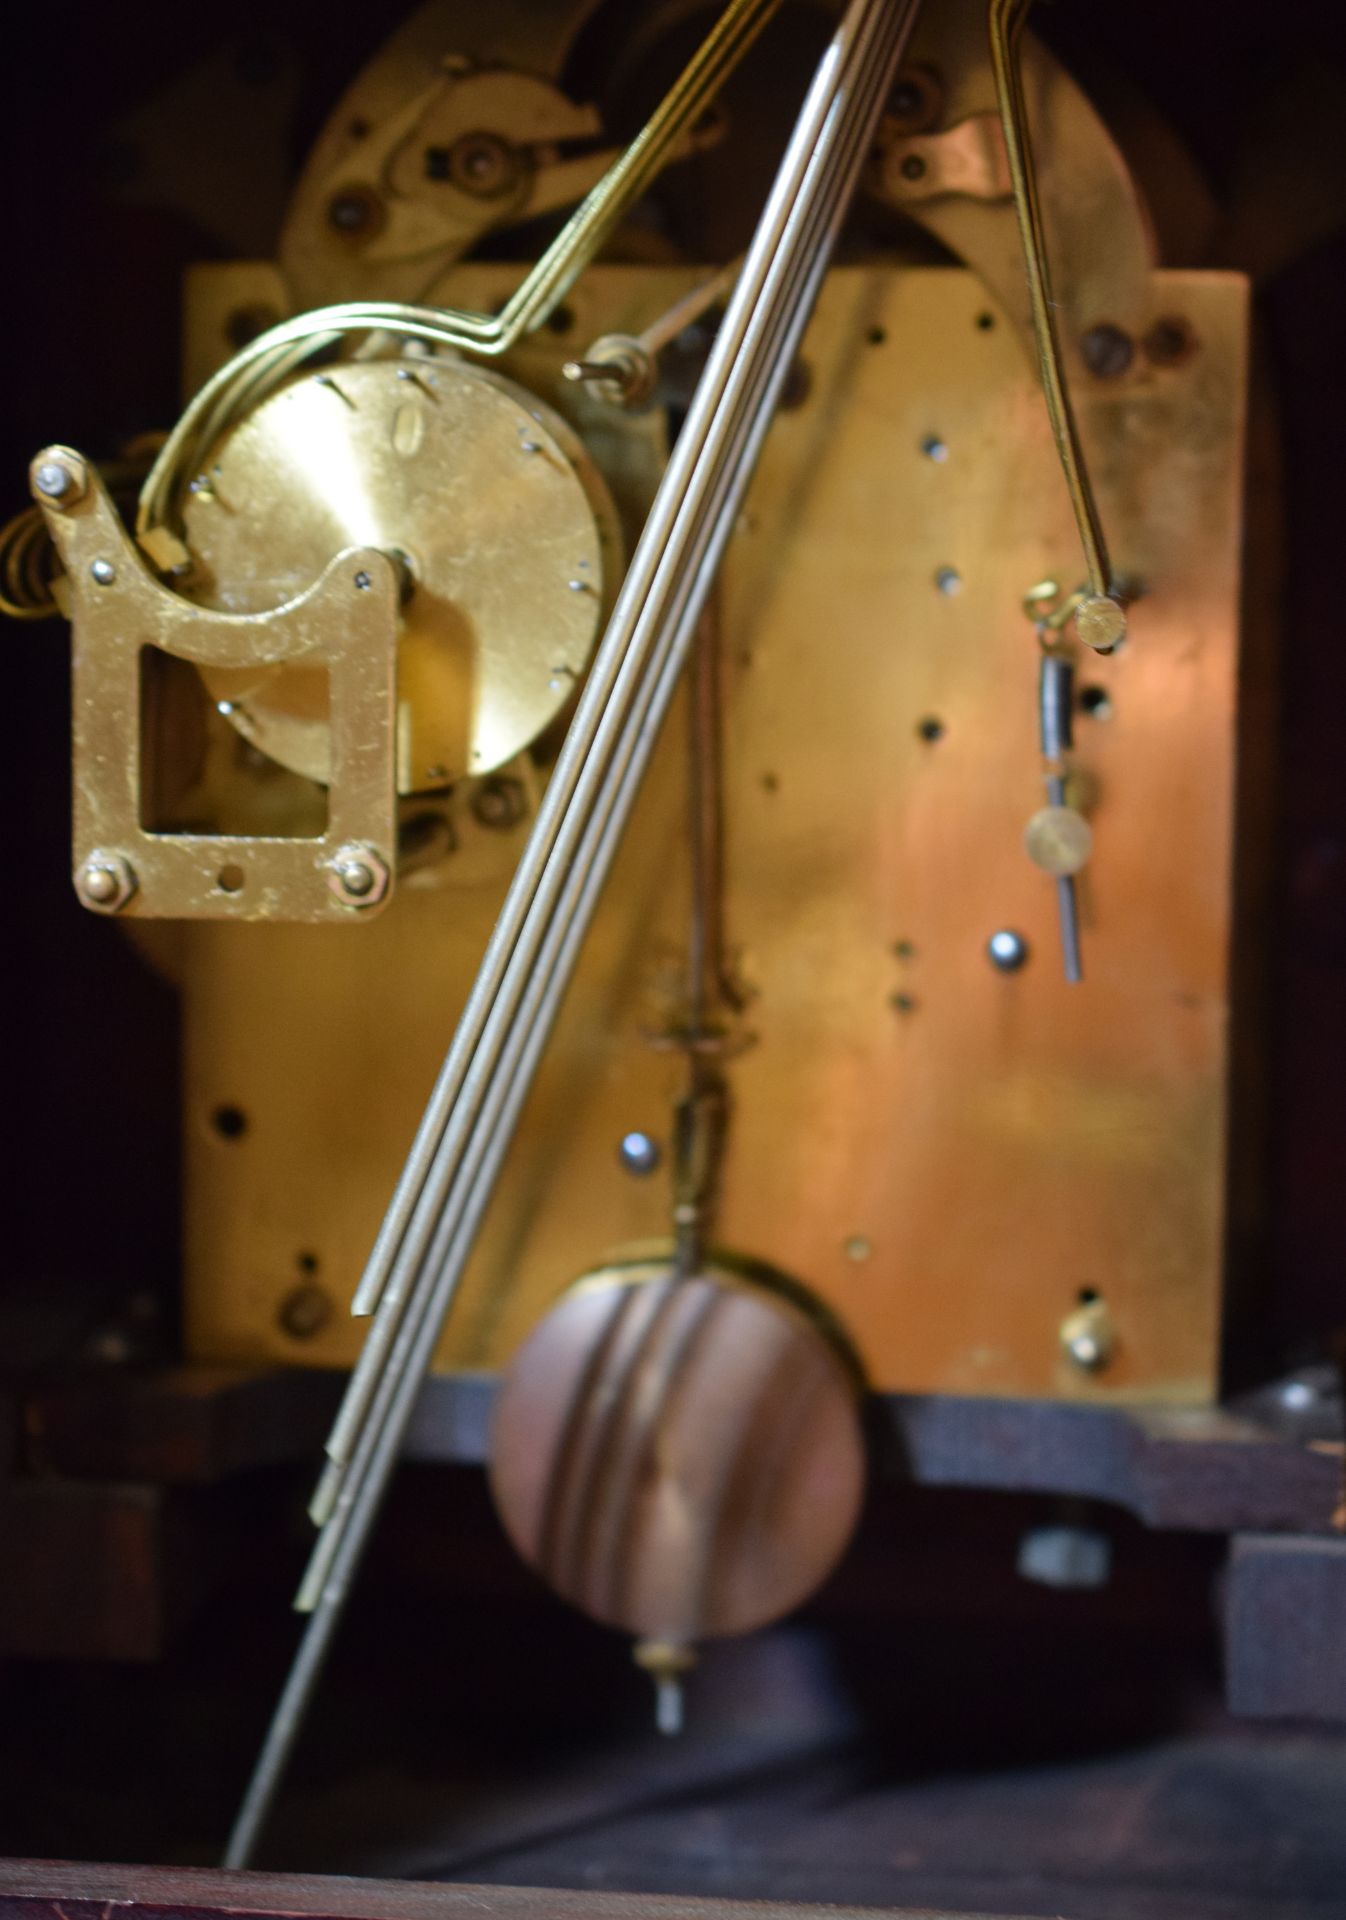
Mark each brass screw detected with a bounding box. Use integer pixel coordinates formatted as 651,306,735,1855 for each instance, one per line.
1143,316,1197,369
1074,593,1127,654
327,185,384,238
562,333,656,409
886,64,944,135
75,852,137,914
278,1283,333,1340
1079,324,1134,379
471,776,527,830
443,132,521,199
327,844,390,907
1059,1294,1115,1372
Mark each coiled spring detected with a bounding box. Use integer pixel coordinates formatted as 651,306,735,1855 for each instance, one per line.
0,502,59,621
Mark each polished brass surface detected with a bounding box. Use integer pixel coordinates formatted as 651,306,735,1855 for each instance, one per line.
185,263,1246,1401
488,1258,866,1641
36,459,400,922
182,355,616,792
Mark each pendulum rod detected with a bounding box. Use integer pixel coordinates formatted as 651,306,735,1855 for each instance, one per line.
672,607,732,1282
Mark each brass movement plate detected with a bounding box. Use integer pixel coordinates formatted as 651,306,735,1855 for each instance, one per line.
184,264,1247,1402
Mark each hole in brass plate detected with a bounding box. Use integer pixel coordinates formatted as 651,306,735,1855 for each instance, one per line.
216,864,246,893
916,716,945,742
211,1104,248,1140
138,647,329,837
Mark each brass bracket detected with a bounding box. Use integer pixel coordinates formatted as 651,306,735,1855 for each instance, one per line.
876,113,1012,204
33,447,400,922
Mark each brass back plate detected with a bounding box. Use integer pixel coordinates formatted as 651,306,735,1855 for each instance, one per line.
183,263,1247,1402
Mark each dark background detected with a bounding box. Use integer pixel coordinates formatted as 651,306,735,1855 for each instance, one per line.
1,1,1345,1910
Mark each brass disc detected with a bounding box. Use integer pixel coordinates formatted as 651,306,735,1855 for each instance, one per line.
1024,803,1093,877
182,355,619,792
489,1258,867,1644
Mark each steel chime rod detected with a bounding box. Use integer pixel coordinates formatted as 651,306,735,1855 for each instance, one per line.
224,0,921,1869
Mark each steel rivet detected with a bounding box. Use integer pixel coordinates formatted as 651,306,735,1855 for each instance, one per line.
336,859,375,896
618,1131,661,1176
327,843,390,908
90,558,116,586
35,460,73,501
987,929,1029,972
935,566,962,596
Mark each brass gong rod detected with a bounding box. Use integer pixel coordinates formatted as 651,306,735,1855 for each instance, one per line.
139,0,782,541
988,0,1126,651
299,0,908,1728
223,0,921,1868
312,0,917,1514
303,0,918,1608
333,0,915,1367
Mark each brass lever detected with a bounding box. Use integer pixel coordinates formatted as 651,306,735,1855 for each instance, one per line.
989,0,1127,653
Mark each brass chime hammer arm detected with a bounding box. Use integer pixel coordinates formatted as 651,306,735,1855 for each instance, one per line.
989,0,1127,653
